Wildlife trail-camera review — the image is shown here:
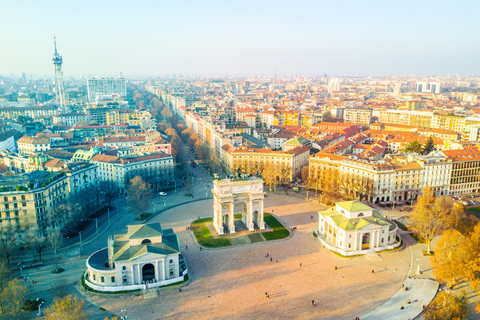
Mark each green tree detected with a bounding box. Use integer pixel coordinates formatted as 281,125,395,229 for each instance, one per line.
44,295,87,320
422,136,436,155
424,291,468,320
402,139,423,153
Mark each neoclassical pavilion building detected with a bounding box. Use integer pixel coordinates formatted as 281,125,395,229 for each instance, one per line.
85,223,187,292
317,201,399,256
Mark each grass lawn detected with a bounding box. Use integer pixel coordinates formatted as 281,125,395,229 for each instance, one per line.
135,213,153,221
191,218,231,248
248,233,264,243
394,220,424,243
262,213,290,241
467,207,480,219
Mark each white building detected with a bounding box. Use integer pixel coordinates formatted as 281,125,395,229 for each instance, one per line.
89,152,174,194
87,78,127,102
17,135,50,155
416,82,441,94
317,201,399,256
328,78,341,93
53,112,87,126
85,223,187,292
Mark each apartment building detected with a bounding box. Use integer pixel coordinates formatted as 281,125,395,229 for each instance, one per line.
442,148,480,195
432,114,467,132
343,107,373,126
226,146,310,182
99,135,146,149
0,171,69,235
53,112,87,126
17,135,50,155
89,152,174,194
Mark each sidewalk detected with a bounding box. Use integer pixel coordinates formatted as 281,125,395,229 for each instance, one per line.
361,230,439,320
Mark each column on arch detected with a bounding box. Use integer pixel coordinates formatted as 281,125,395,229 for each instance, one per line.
248,199,254,231
259,198,265,230
229,202,235,233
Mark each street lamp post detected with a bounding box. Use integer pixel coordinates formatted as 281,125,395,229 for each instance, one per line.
64,228,82,256
82,218,98,239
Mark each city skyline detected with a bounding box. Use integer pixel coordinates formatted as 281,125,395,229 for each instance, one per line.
1,0,480,76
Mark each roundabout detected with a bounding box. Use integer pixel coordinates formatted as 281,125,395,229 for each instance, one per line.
84,194,411,320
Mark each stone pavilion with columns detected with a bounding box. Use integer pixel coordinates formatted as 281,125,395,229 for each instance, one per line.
317,200,399,256
85,222,187,292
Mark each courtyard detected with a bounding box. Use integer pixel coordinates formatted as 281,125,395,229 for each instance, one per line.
85,194,410,320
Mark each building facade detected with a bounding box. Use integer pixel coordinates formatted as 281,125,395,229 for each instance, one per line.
85,223,187,292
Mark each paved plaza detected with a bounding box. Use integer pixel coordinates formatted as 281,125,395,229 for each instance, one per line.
85,194,411,320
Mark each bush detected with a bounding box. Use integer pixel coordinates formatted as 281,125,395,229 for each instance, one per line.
22,299,44,311
51,267,65,274
312,231,318,238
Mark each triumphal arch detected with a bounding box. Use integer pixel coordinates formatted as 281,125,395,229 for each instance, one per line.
213,176,265,235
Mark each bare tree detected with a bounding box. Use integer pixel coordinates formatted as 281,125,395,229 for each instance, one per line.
127,176,153,219
47,231,63,272
0,224,18,264
33,235,48,261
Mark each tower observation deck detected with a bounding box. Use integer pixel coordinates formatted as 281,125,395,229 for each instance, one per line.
52,37,65,110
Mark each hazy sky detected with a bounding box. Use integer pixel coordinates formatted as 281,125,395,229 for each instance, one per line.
1,0,479,76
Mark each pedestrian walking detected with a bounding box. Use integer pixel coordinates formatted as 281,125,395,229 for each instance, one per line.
300,263,302,267
312,300,316,306
267,253,269,258
270,258,272,262
335,265,337,270
265,292,268,298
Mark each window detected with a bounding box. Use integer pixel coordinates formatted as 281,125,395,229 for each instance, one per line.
101,276,104,283
349,234,352,238
169,259,173,264
381,238,384,243
122,266,126,270
111,276,115,283
93,274,96,281
348,243,351,248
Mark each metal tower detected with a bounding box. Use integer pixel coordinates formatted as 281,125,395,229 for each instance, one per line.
52,37,65,110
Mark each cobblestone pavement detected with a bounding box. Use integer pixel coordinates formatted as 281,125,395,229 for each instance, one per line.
85,194,410,320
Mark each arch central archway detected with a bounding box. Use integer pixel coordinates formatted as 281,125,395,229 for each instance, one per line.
213,177,266,235
362,233,370,250
142,263,155,282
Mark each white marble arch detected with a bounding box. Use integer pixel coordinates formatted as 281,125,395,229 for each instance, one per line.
212,177,265,235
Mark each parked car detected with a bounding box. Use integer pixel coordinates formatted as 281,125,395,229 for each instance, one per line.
159,192,167,196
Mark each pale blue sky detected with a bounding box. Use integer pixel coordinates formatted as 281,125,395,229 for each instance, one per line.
1,0,479,76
